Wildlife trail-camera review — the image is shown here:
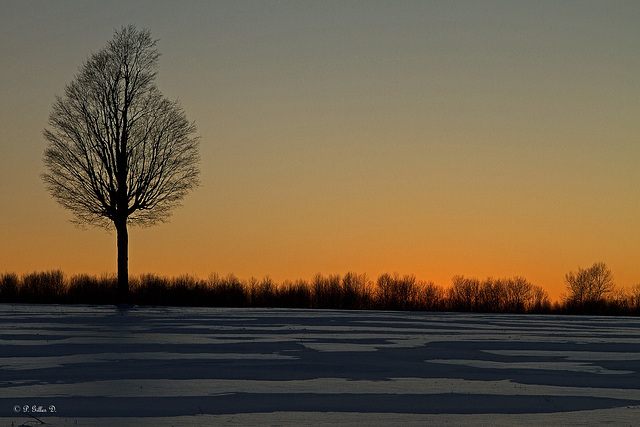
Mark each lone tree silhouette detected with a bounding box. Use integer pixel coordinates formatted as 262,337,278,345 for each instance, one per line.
43,25,200,301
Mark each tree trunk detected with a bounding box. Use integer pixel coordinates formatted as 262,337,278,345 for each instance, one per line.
116,218,129,303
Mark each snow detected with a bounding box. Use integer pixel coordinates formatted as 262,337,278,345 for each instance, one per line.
1,305,639,425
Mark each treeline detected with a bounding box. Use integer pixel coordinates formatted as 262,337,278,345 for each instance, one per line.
2,265,639,315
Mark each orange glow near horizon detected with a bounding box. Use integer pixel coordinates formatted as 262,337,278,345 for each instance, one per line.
3,211,635,302
1,2,639,305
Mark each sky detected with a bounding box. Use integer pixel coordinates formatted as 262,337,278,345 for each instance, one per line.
1,0,638,301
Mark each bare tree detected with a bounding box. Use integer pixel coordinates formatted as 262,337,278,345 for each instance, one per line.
42,25,200,301
530,285,550,312
448,275,480,311
630,284,640,312
564,262,615,308
504,276,533,313
478,278,506,312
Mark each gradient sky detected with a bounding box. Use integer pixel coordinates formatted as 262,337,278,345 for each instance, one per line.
1,1,638,301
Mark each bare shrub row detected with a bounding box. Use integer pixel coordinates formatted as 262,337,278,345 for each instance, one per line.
2,268,639,315
0,271,440,311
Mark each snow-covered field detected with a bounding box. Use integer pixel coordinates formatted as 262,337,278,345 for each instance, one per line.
1,305,639,426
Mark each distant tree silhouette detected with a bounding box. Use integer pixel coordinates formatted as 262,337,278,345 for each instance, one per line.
564,262,615,309
446,275,549,313
42,25,200,301
376,273,420,310
504,277,533,313
415,280,444,311
478,278,506,312
448,276,480,311
630,284,640,313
